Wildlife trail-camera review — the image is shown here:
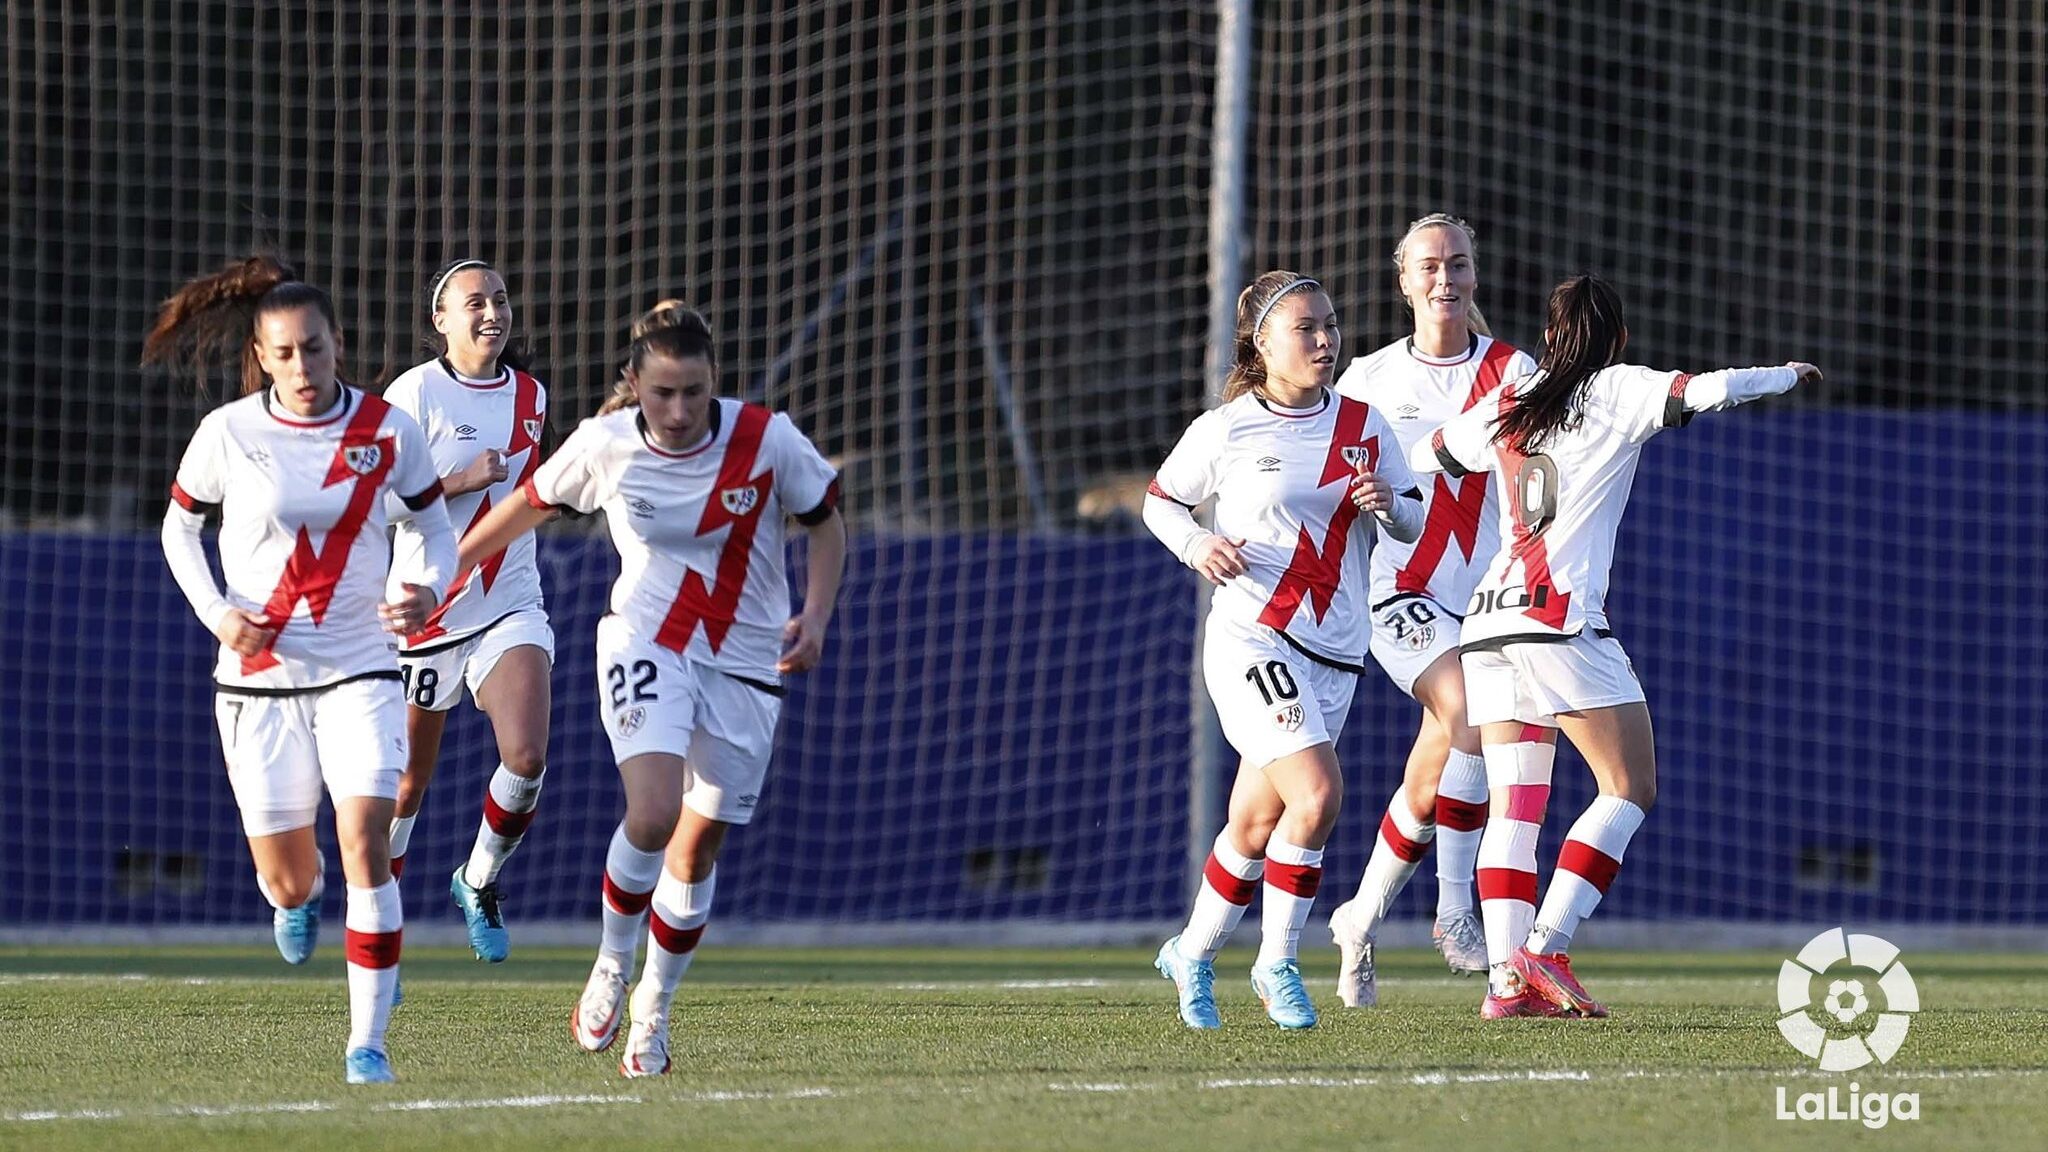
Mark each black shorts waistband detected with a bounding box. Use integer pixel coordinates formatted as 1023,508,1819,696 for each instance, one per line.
214,668,402,698
1274,629,1370,676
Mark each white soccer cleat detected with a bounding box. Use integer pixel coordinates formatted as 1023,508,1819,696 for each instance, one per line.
1328,900,1378,1008
1432,909,1489,974
572,959,629,1053
619,1000,671,1078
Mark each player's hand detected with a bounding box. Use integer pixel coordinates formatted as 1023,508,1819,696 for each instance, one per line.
449,449,509,495
378,583,441,636
1786,361,1822,385
212,608,277,657
778,612,829,674
1188,534,1248,586
1350,468,1394,514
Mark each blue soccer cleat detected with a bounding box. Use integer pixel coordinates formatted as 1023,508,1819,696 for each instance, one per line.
450,867,509,963
1251,957,1318,1029
272,903,319,966
344,1047,396,1085
1153,935,1221,1029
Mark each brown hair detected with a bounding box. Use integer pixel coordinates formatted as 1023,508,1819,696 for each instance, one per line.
1493,273,1627,451
1393,213,1491,337
598,300,718,414
1222,270,1322,402
140,255,342,396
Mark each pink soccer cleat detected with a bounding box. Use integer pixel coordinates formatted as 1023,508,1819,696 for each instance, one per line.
1479,988,1577,1019
1512,947,1609,1018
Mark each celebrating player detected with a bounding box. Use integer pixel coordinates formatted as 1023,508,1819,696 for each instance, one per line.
1412,273,1818,1018
384,258,553,963
1326,214,1537,1006
452,301,846,1077
1145,271,1424,1030
147,255,455,1084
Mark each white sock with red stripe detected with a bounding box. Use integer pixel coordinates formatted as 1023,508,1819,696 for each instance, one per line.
1346,790,1435,935
463,765,545,888
1476,731,1555,987
1527,796,1646,956
1255,836,1323,968
634,865,716,1020
387,815,415,879
1179,831,1263,962
599,824,664,974
344,880,402,1054
1434,749,1487,918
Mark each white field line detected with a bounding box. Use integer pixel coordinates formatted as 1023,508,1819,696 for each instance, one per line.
8,1066,2042,1123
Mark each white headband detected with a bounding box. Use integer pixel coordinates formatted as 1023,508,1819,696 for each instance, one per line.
429,259,489,311
1251,277,1321,343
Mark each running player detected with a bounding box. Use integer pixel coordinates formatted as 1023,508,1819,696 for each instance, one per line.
1327,214,1537,1005
1411,272,1818,1017
1145,271,1424,1030
451,301,846,1076
384,258,553,962
148,255,456,1083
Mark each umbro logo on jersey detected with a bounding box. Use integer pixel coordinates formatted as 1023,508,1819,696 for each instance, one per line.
455,424,478,440
1395,403,1422,419
720,486,761,516
341,444,383,475
627,497,657,518
247,448,271,468
1257,456,1283,472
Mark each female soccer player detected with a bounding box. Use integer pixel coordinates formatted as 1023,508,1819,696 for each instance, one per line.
1412,273,1818,1018
1144,270,1425,1030
384,258,553,963
1327,214,1537,1006
148,255,456,1083
453,301,846,1077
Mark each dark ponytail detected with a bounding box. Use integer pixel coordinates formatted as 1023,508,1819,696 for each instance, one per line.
600,300,718,415
1223,270,1320,402
1493,274,1626,451
141,255,342,396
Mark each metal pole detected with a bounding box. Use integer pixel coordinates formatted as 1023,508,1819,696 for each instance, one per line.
1191,0,1250,896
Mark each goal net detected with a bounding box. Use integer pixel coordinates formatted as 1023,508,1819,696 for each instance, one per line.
2,1,2042,939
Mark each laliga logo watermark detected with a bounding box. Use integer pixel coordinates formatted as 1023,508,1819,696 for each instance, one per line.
1773,927,1921,1129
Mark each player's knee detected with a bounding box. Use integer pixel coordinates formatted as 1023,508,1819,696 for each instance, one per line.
624,810,678,849
499,743,547,778
262,870,316,908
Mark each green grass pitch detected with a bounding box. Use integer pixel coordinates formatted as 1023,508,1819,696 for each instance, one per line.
3,944,2043,1151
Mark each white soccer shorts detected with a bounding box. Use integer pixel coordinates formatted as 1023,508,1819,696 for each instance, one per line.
1367,594,1464,699
594,614,783,826
215,676,407,837
397,607,555,713
1202,616,1358,770
1461,631,1645,726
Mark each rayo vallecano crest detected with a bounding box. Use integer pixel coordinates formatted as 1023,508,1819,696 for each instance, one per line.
1341,441,1380,471
720,485,761,516
522,417,543,443
341,442,384,475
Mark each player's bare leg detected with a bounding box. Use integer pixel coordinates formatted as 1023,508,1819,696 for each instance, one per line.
452,644,552,962
1246,744,1340,1028
577,751,681,1054
1476,720,1565,1017
1514,703,1657,1018
247,826,324,964
389,706,448,880
334,795,401,1082
1412,656,1489,973
623,808,730,1077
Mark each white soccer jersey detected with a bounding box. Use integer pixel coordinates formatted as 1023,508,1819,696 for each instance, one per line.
524,399,839,681
1419,362,1799,647
385,358,549,648
1337,334,1535,610
1150,389,1417,665
167,386,448,691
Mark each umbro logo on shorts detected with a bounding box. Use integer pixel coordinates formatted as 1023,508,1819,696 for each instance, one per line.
738,794,758,809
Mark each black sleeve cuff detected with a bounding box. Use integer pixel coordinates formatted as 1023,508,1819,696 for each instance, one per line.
795,478,841,526
1431,430,1468,478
